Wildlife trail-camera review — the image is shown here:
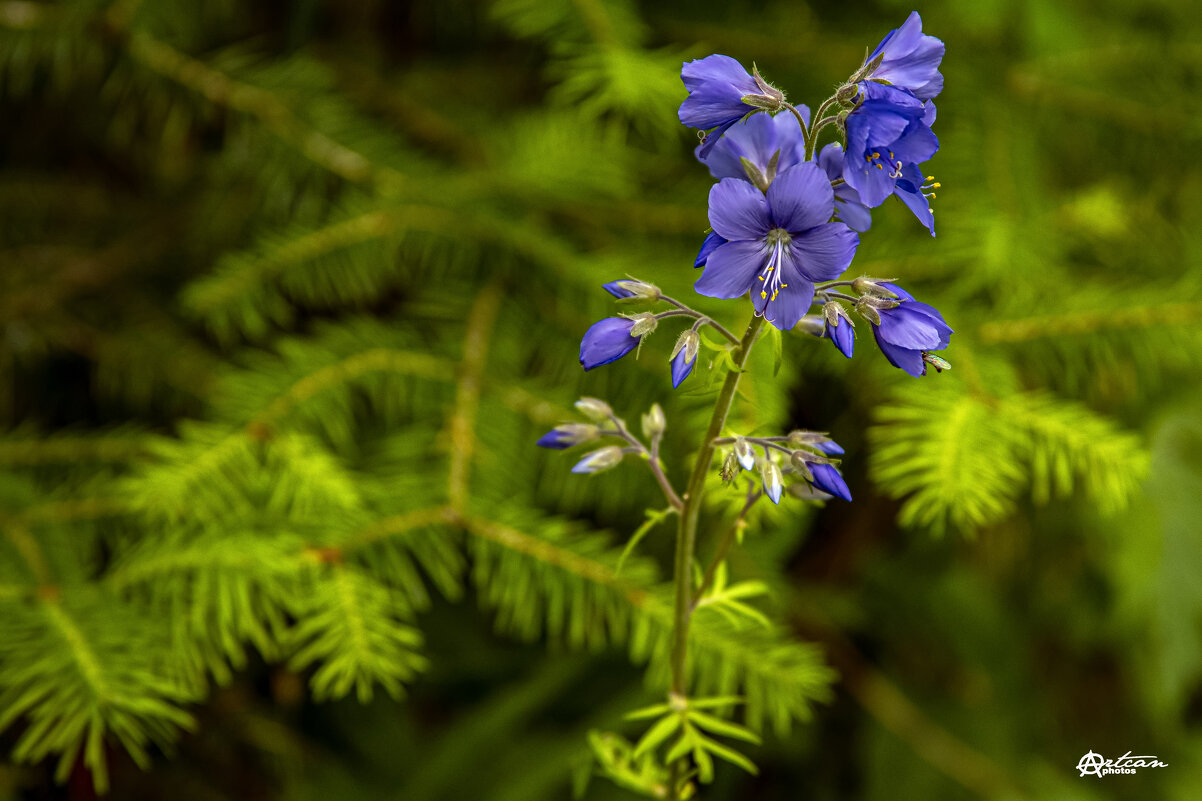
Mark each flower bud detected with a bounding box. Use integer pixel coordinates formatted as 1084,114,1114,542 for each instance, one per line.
575,397,613,422
836,83,860,103
627,312,658,337
536,423,599,450
641,403,666,439
733,437,755,471
571,446,625,474
759,459,784,504
788,451,815,482
720,451,740,483
851,276,901,298
603,279,660,300
855,297,882,326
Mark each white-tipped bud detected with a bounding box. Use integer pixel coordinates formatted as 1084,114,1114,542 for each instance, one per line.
627,312,658,338
734,437,755,471
670,329,700,365
571,445,625,474
556,423,600,446
575,397,613,422
642,403,666,440
760,459,784,504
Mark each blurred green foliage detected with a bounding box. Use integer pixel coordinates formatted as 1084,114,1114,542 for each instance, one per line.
0,0,1200,799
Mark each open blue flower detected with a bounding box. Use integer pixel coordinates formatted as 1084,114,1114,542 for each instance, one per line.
817,143,872,232
679,55,781,157
870,283,953,377
580,318,639,370
695,164,859,331
843,83,938,208
697,109,808,184
866,11,945,101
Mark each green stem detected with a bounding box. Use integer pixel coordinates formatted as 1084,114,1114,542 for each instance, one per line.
667,312,764,798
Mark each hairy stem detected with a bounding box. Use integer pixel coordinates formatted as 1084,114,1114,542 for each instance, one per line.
667,312,764,798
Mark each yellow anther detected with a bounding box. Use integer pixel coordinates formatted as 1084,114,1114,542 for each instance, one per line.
932,182,941,188
865,154,872,162
872,152,880,158
928,193,936,199
926,175,935,181
876,163,884,169
758,275,764,281
760,290,768,299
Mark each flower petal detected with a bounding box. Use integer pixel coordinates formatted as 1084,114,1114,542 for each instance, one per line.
579,317,639,371
810,463,853,501
671,349,696,388
694,230,728,268
708,177,771,240
872,331,926,377
789,223,859,282
876,305,950,350
767,162,834,233
755,277,815,331
694,239,766,299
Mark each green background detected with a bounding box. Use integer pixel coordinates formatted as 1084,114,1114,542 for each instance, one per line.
1,0,1200,799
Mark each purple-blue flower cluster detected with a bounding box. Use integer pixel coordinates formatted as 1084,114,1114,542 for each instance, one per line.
542,12,954,508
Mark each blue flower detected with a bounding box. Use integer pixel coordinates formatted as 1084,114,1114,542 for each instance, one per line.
824,314,855,358
679,56,783,157
694,230,727,268
603,279,660,299
869,283,953,378
866,11,945,101
815,439,845,456
695,164,859,331
697,109,808,185
580,317,639,370
809,462,852,501
892,161,938,236
817,143,872,232
843,83,938,208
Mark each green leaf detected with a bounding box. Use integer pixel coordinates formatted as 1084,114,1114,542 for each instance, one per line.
631,714,681,759
685,710,761,744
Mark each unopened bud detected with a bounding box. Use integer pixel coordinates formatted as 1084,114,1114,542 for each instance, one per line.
642,403,666,439
604,279,660,300
627,312,658,338
742,65,786,111
789,451,815,482
851,276,901,298
759,460,784,505
855,297,882,326
720,451,740,483
823,300,852,328
670,329,700,365
546,423,599,448
836,83,859,103
571,445,625,474
575,397,613,422
733,437,755,471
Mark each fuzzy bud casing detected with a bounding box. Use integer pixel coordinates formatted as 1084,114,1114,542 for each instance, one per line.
575,397,613,422
571,445,625,474
642,403,666,439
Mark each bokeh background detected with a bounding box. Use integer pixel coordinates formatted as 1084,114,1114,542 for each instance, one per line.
2,0,1201,799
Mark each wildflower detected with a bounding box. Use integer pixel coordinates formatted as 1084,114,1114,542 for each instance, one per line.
868,283,953,377
679,56,784,157
698,109,808,187
572,446,625,474
892,162,938,236
536,423,599,450
817,143,872,232
863,12,945,101
695,164,859,330
580,318,640,371
669,329,700,388
843,82,938,208
822,300,856,358
694,231,727,268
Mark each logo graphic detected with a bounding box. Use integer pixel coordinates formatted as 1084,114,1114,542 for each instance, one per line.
1076,750,1168,777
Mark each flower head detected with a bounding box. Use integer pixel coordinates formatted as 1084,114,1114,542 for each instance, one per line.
580,317,640,371
865,12,945,101
679,56,784,157
843,83,938,208
695,163,859,330
867,283,953,377
697,109,808,186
